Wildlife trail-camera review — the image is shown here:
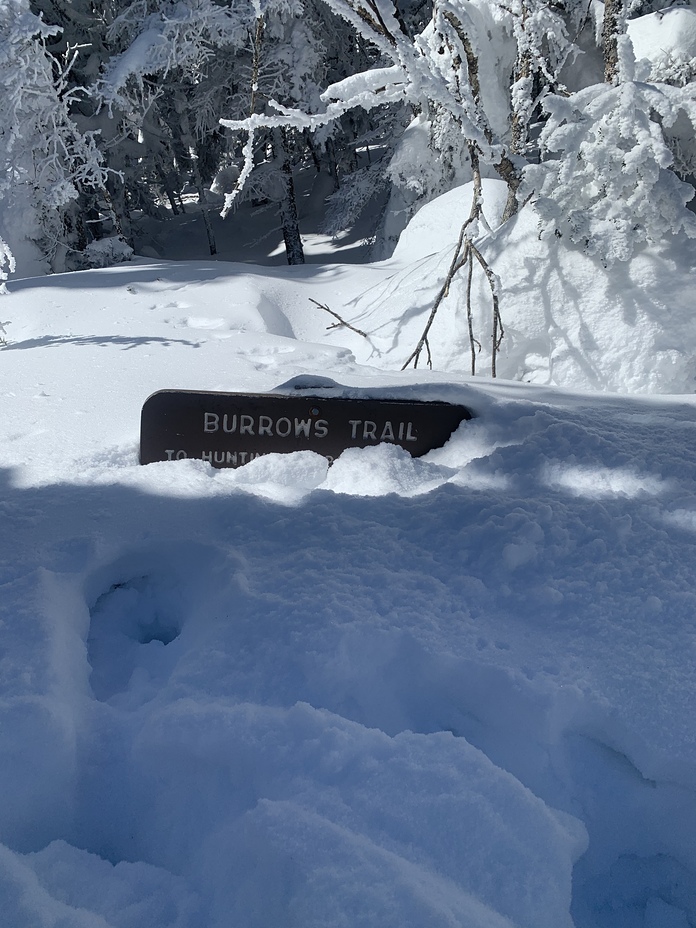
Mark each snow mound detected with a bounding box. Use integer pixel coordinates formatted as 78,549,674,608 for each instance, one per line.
628,8,696,77
343,181,696,393
391,179,509,264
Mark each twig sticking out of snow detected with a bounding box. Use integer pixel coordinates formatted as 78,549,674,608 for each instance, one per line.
309,298,368,338
401,147,503,376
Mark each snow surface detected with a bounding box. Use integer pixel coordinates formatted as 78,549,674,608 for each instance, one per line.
2,187,696,928
627,7,696,74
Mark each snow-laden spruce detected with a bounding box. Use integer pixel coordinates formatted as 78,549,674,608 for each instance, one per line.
525,39,696,264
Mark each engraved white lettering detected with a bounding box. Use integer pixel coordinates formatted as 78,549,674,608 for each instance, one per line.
226,452,237,464
276,417,292,437
314,419,329,439
176,450,187,460
406,422,417,441
295,418,311,438
363,421,377,440
240,415,254,436
258,416,273,436
398,422,405,440
349,419,361,439
204,412,219,433
380,421,395,441
223,414,237,434
202,451,213,463
213,451,225,464
165,449,176,460
239,452,248,464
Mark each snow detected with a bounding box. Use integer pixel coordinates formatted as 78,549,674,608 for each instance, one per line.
2,182,696,928
627,7,696,74
347,181,696,393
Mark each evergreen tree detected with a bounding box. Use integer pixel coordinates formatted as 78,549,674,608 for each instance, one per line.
0,0,113,272
524,37,696,264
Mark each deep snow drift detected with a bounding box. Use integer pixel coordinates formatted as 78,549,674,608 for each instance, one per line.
2,190,696,928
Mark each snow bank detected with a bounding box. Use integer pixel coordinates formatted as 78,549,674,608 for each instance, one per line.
2,371,696,928
628,7,696,80
2,231,696,927
344,181,696,393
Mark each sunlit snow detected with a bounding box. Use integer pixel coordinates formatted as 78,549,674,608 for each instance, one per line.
2,179,696,928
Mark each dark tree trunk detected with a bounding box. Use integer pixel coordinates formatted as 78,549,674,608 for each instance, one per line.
173,94,217,256
273,129,305,265
326,137,340,192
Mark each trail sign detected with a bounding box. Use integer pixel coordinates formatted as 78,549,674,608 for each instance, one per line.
139,389,472,468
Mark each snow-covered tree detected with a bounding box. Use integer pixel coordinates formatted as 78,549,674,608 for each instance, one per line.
221,0,509,219
216,0,353,263
92,0,257,255
524,38,696,264
219,0,599,255
0,1,113,272
503,0,577,156
0,236,15,294
0,0,688,285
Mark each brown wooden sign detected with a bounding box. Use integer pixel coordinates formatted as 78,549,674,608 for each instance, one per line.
139,389,472,468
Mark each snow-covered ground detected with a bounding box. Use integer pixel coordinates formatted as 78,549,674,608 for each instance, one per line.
2,189,696,928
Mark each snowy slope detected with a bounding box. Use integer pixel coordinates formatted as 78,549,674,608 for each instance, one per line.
2,191,696,928
342,182,696,394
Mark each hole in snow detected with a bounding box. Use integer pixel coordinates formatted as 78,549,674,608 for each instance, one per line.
87,575,183,703
84,542,240,707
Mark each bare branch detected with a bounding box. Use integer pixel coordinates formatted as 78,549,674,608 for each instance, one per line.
400,218,473,371
465,245,479,375
469,241,504,377
309,298,368,338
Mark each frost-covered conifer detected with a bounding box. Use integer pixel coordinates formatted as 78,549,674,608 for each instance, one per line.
524,38,696,264
0,1,112,272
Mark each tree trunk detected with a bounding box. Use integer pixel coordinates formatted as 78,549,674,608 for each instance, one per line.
603,0,623,84
173,94,217,256
444,9,521,219
273,129,305,265
326,137,340,191
156,158,181,215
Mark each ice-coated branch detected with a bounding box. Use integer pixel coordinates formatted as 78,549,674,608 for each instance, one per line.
98,0,249,110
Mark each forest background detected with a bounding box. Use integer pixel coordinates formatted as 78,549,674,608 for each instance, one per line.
2,0,696,393
1,0,695,275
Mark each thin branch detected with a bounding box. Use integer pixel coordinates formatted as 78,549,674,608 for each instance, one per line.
309,298,368,337
465,247,480,375
360,0,398,45
221,16,264,217
402,139,483,372
400,219,473,370
469,241,504,377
